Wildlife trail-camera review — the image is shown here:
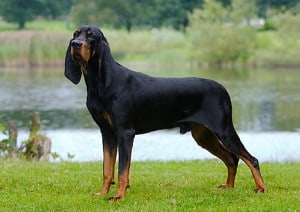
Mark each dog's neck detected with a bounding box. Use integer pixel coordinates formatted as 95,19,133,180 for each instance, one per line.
83,59,111,113
83,60,105,94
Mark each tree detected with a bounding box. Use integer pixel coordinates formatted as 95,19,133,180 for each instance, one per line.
70,0,204,31
41,0,73,19
0,0,43,29
187,0,256,66
230,0,257,25
256,0,300,17
70,0,99,26
149,0,203,30
71,0,148,32
97,0,145,32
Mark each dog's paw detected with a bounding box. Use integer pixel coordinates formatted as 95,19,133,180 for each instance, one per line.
254,187,267,193
108,196,122,202
92,191,105,196
218,184,233,189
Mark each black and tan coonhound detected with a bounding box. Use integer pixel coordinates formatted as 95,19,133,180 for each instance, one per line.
65,26,267,201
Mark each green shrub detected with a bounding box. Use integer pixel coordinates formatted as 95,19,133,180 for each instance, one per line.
189,24,256,65
253,11,300,67
187,0,257,67
260,19,276,31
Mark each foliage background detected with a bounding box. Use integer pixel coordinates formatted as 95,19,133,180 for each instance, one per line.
0,0,299,67
1,0,299,31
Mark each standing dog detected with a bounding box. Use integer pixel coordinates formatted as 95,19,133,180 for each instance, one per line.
65,26,266,201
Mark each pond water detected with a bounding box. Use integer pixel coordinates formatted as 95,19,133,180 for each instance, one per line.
0,67,299,162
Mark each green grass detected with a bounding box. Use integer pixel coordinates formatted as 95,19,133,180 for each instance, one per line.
25,20,75,32
0,160,299,211
0,19,74,32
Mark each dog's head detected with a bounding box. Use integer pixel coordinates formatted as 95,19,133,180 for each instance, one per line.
65,26,112,86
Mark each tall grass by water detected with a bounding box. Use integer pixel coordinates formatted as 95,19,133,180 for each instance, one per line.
0,31,69,67
0,27,188,68
0,20,299,68
0,159,299,211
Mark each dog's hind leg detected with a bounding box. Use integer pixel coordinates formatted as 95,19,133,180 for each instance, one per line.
191,124,239,188
214,125,267,192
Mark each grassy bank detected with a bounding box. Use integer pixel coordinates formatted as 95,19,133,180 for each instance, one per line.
0,20,299,68
0,159,299,211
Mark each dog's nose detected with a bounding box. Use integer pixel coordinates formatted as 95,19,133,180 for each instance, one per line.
71,40,83,48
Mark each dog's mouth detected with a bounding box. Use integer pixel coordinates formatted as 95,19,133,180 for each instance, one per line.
71,40,91,63
71,48,82,61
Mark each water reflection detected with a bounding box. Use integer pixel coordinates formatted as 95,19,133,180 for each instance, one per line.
2,129,298,162
0,68,299,131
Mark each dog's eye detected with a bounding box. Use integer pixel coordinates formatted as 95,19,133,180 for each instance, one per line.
87,31,92,36
73,29,81,37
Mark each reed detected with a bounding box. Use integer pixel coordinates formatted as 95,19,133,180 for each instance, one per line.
0,28,188,67
0,24,299,68
0,31,69,67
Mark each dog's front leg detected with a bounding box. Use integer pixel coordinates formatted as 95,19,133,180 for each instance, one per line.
110,129,135,201
95,131,117,196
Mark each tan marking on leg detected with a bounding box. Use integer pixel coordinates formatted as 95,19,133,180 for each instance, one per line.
218,166,236,188
226,166,236,187
103,111,113,126
191,124,237,189
94,145,117,196
191,124,207,141
110,166,130,201
241,156,267,192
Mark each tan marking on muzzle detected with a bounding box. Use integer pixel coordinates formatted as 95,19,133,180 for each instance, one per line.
70,40,91,62
80,41,91,62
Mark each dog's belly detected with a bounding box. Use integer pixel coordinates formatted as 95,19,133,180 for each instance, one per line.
133,119,178,134
132,105,195,134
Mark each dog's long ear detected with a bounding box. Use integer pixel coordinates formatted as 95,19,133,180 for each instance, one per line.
99,36,113,88
64,40,82,84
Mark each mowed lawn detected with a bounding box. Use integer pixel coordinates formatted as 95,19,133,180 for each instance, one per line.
0,160,299,211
